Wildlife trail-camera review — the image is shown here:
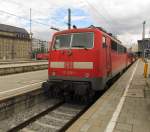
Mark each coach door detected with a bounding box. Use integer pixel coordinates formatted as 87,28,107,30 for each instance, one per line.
103,36,111,76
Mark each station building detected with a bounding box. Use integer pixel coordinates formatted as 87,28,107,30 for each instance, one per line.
31,38,49,58
138,38,150,58
0,24,31,60
32,38,49,52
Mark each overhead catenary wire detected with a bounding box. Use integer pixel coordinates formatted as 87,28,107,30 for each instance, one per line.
79,0,119,35
2,0,53,17
0,10,50,27
0,9,71,35
96,1,120,26
1,0,67,26
79,0,112,27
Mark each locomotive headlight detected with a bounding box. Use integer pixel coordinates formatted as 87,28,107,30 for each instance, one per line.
84,73,90,78
52,71,56,76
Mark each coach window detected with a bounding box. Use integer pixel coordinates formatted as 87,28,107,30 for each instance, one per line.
102,36,107,48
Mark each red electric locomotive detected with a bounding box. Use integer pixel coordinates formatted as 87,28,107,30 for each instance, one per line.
42,26,130,100
36,53,49,60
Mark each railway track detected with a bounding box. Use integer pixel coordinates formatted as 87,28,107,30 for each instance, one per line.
0,67,127,132
7,101,87,132
0,60,134,132
0,65,128,132
0,84,92,132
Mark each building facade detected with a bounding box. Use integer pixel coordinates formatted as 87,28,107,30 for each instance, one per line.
138,38,150,58
0,24,31,60
32,38,49,52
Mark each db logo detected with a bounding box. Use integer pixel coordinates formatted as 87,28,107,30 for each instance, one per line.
66,50,72,56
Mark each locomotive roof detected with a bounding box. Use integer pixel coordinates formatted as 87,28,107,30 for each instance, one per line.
54,26,126,48
88,25,123,45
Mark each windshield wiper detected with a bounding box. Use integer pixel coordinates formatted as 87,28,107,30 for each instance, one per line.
72,45,88,50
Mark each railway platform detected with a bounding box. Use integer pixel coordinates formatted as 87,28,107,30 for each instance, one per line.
0,60,47,65
0,70,47,100
67,59,150,132
0,61,48,75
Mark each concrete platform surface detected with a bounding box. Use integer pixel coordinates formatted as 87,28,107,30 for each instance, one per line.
0,60,47,65
67,60,150,132
0,61,48,68
0,70,47,100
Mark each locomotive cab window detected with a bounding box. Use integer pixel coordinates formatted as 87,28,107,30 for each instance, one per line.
53,34,71,49
53,32,94,50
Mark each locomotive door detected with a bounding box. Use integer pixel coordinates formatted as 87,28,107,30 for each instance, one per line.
103,36,111,76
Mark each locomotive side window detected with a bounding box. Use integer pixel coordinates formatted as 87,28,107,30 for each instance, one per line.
122,47,127,53
117,44,122,53
111,40,117,51
72,32,94,48
53,34,71,49
102,36,107,48
117,44,127,53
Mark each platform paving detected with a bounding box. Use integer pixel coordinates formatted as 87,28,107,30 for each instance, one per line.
0,60,47,65
0,61,48,68
113,60,150,132
67,59,150,132
0,61,48,75
0,70,47,100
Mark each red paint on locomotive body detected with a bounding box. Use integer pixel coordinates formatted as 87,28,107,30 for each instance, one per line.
49,28,99,78
47,27,130,91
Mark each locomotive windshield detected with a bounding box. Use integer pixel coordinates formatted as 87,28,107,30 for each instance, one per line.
53,32,94,49
54,34,71,49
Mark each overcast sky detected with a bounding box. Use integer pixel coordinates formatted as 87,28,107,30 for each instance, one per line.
0,0,150,47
